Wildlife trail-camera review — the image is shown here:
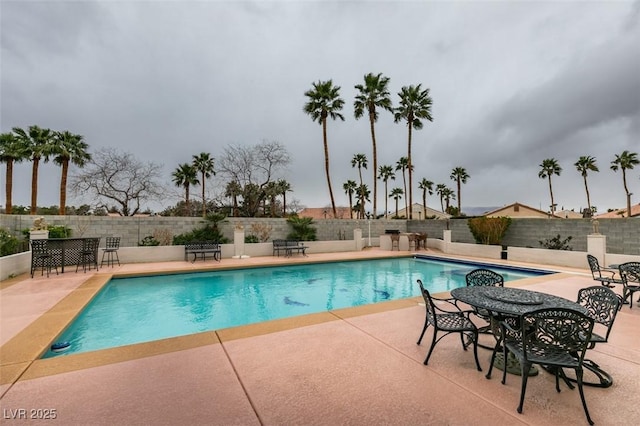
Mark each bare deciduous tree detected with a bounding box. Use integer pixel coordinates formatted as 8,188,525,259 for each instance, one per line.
71,148,165,216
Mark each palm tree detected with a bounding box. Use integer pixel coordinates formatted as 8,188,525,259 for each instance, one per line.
304,80,345,219
396,157,410,215
574,155,599,214
389,187,404,218
418,178,434,219
351,153,368,219
52,131,91,215
343,180,357,219
442,187,456,212
538,158,562,216
172,163,199,216
610,150,639,217
355,184,371,219
378,165,395,219
394,84,434,219
450,167,469,214
264,181,280,217
12,125,55,214
354,73,393,218
225,180,242,217
277,179,292,216
0,132,27,214
435,183,447,212
192,152,215,218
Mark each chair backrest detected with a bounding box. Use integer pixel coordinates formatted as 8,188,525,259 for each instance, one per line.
586,254,602,278
576,286,621,343
86,237,101,251
105,237,120,249
417,279,437,327
619,262,640,284
30,239,49,254
465,268,504,287
520,308,594,363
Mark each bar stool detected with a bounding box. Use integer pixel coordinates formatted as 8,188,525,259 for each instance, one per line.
76,238,100,272
101,237,121,267
30,239,58,278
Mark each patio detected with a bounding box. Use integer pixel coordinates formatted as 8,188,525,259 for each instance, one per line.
1,250,639,425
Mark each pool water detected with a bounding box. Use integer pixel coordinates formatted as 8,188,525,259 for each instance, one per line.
44,257,550,357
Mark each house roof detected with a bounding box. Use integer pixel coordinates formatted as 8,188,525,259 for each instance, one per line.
595,203,640,218
297,207,353,219
483,202,553,218
395,203,451,219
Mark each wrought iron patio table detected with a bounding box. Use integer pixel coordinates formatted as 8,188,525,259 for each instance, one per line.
451,286,589,377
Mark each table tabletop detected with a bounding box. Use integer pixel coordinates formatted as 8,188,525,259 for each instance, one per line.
451,286,586,317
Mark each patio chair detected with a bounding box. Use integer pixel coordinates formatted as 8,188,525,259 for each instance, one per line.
416,279,482,371
101,237,121,267
390,233,400,251
500,308,595,425
566,285,622,387
464,269,504,347
587,254,622,288
618,262,640,308
76,238,101,273
30,239,58,278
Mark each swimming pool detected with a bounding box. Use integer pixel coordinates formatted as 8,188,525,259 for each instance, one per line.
44,256,551,357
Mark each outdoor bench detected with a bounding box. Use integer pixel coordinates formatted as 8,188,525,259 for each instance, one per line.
184,241,221,262
272,239,308,257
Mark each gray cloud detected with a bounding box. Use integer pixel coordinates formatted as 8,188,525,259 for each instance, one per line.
2,0,639,215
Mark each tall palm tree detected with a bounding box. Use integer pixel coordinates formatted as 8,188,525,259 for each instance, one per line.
225,180,242,217
304,80,345,219
396,157,410,215
574,155,599,214
351,153,368,218
172,163,199,216
52,131,91,215
389,187,404,218
418,178,434,219
450,167,469,214
378,165,395,219
538,158,562,216
354,73,393,218
610,150,639,217
0,132,27,214
12,125,55,214
277,179,292,217
394,84,434,219
355,184,371,219
343,180,357,219
435,183,447,212
192,152,215,218
441,187,456,212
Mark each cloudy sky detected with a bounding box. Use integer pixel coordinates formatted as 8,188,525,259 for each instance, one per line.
2,0,639,215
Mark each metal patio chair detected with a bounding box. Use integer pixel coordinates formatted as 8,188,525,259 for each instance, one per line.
101,236,121,267
30,239,59,278
587,254,623,288
618,262,640,308
416,279,482,371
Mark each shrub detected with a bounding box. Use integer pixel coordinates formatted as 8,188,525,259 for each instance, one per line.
250,223,272,242
47,225,72,239
152,228,173,246
0,228,21,256
467,217,511,245
286,216,317,241
173,213,230,245
539,234,573,251
245,235,260,243
139,236,160,246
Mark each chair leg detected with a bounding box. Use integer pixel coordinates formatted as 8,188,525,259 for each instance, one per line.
517,361,532,414
471,331,482,372
424,331,439,365
575,368,594,425
417,319,429,345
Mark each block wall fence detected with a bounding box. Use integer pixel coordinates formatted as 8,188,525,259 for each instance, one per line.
1,215,637,255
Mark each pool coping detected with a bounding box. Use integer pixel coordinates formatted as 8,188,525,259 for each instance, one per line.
0,252,570,386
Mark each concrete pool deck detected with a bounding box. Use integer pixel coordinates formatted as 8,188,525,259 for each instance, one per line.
1,249,639,425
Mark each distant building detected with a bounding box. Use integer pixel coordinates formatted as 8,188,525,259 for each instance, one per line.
297,207,353,219
395,203,451,220
595,203,640,219
484,202,553,219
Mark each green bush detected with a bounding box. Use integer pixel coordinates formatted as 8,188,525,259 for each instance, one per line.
139,236,160,246
286,216,317,241
245,235,260,243
467,217,511,245
172,214,230,245
0,228,21,256
539,234,573,250
48,225,72,239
